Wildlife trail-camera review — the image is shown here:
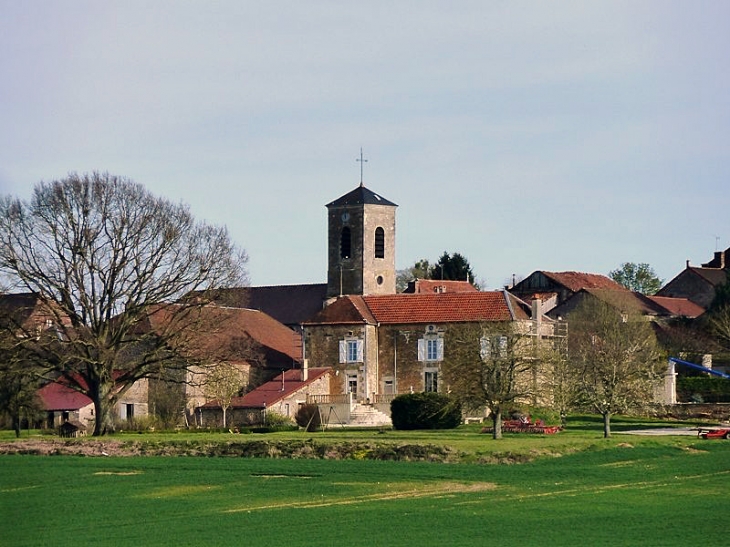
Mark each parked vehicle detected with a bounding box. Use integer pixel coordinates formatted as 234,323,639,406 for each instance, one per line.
697,427,730,440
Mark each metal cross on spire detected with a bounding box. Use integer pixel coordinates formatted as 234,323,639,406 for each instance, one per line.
356,147,368,186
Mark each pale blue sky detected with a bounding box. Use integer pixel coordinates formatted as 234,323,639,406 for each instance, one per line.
1,1,728,289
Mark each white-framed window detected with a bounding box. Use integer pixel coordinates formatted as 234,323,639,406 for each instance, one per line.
339,339,364,363
480,335,509,360
418,337,444,362
424,370,438,392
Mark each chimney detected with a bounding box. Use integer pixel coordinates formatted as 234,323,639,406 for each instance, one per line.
531,299,542,328
302,359,309,382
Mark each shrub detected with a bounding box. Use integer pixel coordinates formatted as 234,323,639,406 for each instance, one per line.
677,377,730,403
390,392,462,430
508,406,562,425
264,411,294,427
294,404,322,432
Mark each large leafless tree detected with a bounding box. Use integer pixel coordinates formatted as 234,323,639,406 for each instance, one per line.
0,173,247,435
568,298,663,438
442,322,538,439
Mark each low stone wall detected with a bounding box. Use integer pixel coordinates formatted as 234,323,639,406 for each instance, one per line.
660,403,730,421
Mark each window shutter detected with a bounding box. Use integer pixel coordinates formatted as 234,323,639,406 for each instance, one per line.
498,336,508,357
417,339,425,361
356,340,364,362
436,339,444,361
480,337,491,360
339,340,346,363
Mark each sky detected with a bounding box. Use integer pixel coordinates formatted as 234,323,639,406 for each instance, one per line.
1,1,728,290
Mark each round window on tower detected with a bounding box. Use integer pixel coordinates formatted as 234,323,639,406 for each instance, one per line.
376,275,384,285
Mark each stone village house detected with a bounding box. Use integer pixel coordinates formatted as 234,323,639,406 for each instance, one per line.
286,184,567,422
0,293,148,430
6,182,722,430
301,291,563,420
195,183,563,425
143,304,304,426
197,365,332,427
657,247,730,309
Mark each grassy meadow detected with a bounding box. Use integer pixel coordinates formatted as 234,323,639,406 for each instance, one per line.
1,417,729,546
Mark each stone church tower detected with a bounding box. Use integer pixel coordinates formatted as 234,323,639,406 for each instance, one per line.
326,183,397,297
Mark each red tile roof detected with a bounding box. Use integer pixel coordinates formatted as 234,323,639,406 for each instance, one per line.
541,271,627,292
201,367,331,409
304,291,527,325
0,292,72,331
648,296,705,319
364,292,525,324
147,304,302,363
301,296,375,325
582,288,666,315
37,381,93,411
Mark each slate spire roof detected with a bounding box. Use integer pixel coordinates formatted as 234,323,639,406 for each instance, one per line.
326,184,397,208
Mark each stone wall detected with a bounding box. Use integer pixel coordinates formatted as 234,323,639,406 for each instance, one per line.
305,324,367,398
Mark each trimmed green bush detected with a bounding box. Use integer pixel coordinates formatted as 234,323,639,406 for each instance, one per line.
390,392,462,430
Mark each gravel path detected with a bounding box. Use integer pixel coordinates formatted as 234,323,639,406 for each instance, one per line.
621,427,701,436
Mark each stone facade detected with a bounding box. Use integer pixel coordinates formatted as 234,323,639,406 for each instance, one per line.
117,378,149,421
326,185,397,297
657,266,727,309
303,324,378,401
264,371,332,419
375,323,445,396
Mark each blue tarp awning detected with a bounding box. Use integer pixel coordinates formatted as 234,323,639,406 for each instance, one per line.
669,357,730,379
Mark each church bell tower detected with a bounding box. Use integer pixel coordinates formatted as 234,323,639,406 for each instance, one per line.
326,183,397,297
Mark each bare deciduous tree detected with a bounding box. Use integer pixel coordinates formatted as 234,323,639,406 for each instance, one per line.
534,339,574,425
203,362,246,428
441,322,536,439
0,172,247,435
568,298,663,438
709,304,730,350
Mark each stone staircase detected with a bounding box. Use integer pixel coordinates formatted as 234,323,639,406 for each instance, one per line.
346,403,392,428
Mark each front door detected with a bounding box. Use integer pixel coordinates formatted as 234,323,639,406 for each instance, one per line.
347,373,358,401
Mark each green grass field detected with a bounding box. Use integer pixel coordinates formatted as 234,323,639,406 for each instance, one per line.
2,418,729,546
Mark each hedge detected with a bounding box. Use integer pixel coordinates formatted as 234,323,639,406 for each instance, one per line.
676,377,730,403
390,392,462,430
